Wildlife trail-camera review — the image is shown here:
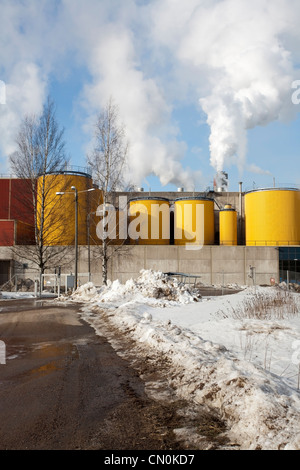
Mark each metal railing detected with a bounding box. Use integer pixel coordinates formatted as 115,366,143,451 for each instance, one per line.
164,272,202,287
0,275,18,291
0,274,36,292
247,241,300,246
280,270,300,285
0,271,96,295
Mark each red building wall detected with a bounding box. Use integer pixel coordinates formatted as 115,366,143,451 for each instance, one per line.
0,179,35,245
0,179,34,224
11,179,34,224
0,220,15,246
16,221,35,245
0,179,10,219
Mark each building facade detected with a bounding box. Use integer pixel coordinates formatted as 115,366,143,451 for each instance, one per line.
0,173,299,287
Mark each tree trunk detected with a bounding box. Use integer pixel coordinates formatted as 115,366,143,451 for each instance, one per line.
39,270,43,297
102,238,108,285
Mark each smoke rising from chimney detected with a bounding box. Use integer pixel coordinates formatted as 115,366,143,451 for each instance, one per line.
0,0,299,185
150,0,300,173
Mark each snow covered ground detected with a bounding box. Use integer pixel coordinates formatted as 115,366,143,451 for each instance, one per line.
0,291,55,299
66,270,300,450
0,292,36,299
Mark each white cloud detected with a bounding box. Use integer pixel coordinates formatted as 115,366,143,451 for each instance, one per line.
0,0,300,184
0,0,69,167
64,2,195,188
0,63,47,168
246,164,272,176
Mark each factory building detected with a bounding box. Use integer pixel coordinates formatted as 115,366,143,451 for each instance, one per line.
0,169,299,287
0,177,35,247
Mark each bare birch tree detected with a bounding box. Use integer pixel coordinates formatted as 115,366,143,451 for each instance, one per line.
87,98,130,285
9,97,70,292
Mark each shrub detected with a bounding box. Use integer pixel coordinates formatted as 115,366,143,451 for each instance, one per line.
230,289,299,320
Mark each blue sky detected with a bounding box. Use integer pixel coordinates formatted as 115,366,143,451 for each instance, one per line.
0,0,299,193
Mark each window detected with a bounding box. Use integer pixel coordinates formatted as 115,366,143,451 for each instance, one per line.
279,247,300,283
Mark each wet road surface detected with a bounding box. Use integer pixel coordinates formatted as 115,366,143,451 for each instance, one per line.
0,299,191,450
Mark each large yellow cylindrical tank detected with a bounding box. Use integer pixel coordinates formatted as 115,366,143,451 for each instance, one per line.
128,197,170,245
219,204,237,246
174,197,215,246
37,171,94,245
245,188,300,246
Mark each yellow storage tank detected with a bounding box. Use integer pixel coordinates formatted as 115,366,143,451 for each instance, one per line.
128,197,170,245
37,171,94,246
219,204,237,246
245,188,300,246
174,197,215,246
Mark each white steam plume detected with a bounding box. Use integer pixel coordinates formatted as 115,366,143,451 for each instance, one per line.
80,26,193,188
150,0,300,174
61,0,197,189
1,0,300,186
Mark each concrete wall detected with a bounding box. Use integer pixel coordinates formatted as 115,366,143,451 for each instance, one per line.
86,245,279,287
0,244,279,288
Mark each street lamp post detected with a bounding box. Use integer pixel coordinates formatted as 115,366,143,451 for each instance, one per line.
87,211,96,283
71,186,78,290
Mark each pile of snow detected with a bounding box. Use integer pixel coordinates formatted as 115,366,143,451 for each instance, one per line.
71,282,98,302
72,269,202,307
69,270,300,450
279,281,300,293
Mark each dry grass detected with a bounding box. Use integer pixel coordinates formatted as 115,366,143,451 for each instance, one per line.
230,289,299,321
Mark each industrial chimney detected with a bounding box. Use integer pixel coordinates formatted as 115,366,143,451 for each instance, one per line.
214,171,228,192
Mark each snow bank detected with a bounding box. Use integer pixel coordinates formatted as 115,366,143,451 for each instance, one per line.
69,270,300,450
72,269,202,307
71,282,98,302
0,292,35,299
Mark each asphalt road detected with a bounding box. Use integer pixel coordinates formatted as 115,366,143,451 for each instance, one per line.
0,299,189,450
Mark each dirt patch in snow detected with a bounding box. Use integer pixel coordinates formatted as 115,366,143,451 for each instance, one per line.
84,306,234,450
